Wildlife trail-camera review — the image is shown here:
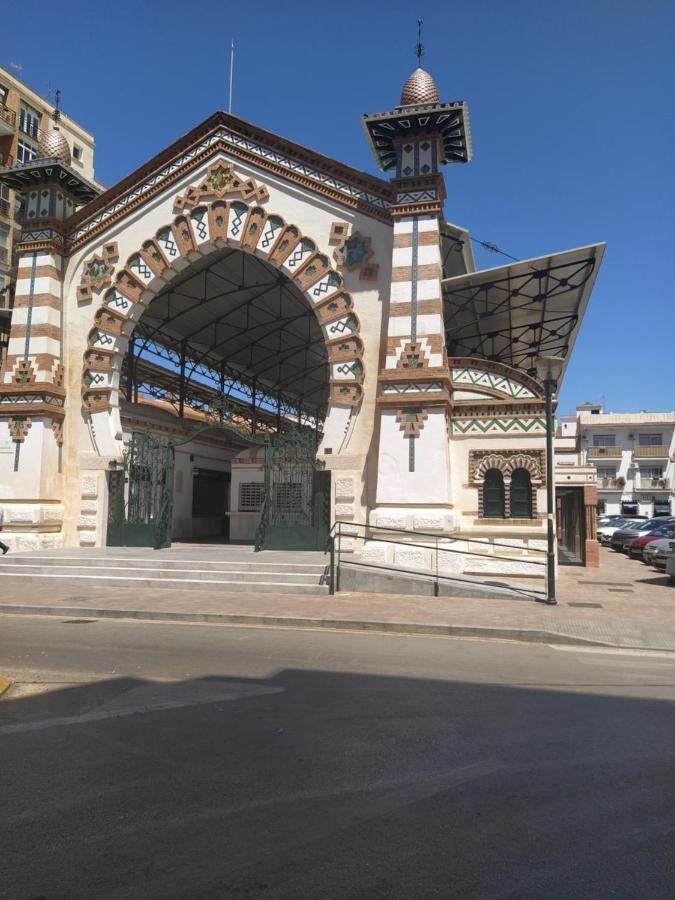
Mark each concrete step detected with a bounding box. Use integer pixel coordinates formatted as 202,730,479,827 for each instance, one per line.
0,563,324,584
0,572,329,594
1,555,327,573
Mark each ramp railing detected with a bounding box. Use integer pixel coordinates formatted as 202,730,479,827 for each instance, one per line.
327,521,547,600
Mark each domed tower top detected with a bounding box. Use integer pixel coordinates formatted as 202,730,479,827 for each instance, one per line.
36,91,72,164
37,125,71,165
399,67,439,106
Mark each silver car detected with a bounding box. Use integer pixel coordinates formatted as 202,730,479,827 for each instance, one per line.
665,541,675,585
643,538,673,570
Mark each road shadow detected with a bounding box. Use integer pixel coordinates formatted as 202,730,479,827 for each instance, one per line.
1,667,674,899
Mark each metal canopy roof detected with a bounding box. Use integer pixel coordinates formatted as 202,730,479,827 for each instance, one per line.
133,248,329,417
442,243,605,380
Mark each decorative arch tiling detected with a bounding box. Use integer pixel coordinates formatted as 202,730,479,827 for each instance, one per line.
81,195,365,416
449,357,546,435
469,448,545,519
449,358,544,401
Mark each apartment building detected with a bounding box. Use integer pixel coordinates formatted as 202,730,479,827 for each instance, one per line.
0,64,96,356
557,403,675,519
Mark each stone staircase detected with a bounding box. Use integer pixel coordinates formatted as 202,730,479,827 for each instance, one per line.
0,545,330,595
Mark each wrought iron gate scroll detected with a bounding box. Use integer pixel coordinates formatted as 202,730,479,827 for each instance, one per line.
255,429,330,552
106,432,175,549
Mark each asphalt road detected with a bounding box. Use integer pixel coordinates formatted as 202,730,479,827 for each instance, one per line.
1,615,674,900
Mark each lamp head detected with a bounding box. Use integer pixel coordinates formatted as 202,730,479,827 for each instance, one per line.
535,355,565,386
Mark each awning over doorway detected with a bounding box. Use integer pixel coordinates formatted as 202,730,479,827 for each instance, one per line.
442,243,605,380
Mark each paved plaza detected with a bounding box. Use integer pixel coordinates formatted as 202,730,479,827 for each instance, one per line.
0,544,673,651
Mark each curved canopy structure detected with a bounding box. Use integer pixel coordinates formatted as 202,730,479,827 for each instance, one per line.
442,243,605,380
130,247,330,421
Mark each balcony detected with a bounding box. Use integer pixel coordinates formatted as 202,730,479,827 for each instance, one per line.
0,152,14,168
588,447,623,458
636,477,671,491
634,446,670,458
598,478,624,490
0,104,16,136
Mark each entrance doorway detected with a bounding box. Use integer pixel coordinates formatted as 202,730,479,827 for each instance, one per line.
106,242,335,551
556,486,586,565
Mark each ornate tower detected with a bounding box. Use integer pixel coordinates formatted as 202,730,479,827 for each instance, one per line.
0,103,99,547
363,60,471,533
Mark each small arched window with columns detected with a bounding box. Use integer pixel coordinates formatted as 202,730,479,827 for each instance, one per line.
483,468,505,518
510,468,533,518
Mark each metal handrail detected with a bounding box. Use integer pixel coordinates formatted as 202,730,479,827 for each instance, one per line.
327,520,546,597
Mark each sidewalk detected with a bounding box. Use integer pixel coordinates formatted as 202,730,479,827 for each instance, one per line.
0,548,673,651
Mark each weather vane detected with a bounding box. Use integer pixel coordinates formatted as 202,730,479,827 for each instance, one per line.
416,18,424,65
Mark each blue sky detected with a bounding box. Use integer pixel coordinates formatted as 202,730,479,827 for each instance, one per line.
3,0,674,414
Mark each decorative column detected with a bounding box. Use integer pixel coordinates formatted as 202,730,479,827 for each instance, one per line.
363,66,471,533
0,114,99,548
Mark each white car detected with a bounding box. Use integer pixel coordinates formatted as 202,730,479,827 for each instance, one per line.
597,518,644,545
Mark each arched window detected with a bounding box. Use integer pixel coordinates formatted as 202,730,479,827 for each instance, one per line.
510,468,533,518
483,468,505,518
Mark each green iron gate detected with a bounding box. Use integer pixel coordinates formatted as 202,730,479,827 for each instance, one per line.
107,420,328,552
255,428,330,552
106,432,175,549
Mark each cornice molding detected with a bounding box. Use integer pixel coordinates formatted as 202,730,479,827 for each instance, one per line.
66,114,394,251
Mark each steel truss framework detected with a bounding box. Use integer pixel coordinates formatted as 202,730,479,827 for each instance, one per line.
442,249,602,376
123,248,328,434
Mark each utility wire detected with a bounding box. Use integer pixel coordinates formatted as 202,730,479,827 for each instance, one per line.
440,228,520,263
470,237,520,263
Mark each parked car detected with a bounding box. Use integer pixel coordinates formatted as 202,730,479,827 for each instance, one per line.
610,517,675,553
628,524,675,559
598,518,644,545
597,515,628,527
665,541,675,585
643,538,673,570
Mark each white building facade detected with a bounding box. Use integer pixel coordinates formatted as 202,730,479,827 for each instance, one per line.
0,67,605,579
558,403,675,519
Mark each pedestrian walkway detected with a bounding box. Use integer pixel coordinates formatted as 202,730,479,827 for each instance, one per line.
0,544,673,651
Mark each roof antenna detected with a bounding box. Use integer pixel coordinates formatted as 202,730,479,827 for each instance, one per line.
228,40,235,113
416,18,424,66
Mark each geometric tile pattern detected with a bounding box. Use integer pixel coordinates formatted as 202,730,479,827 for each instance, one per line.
452,417,546,435
81,199,365,414
451,366,538,399
68,125,391,248
76,242,119,304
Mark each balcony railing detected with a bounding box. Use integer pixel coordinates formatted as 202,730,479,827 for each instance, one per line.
588,447,623,458
636,478,670,490
0,152,14,167
0,104,17,129
634,446,670,458
598,478,624,490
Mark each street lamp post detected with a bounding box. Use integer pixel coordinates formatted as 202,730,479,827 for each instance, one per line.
535,356,565,605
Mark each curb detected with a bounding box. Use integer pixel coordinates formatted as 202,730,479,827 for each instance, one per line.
0,602,628,649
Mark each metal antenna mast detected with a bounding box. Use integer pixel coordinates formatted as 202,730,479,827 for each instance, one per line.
228,40,235,113
416,18,424,64
53,88,61,125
